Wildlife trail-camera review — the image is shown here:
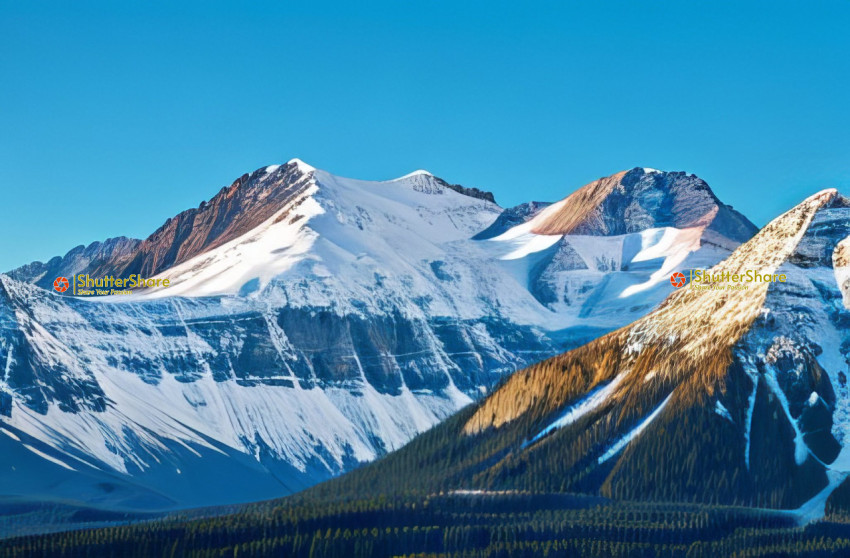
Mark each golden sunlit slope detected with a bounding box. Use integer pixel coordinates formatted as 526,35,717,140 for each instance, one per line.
529,171,628,235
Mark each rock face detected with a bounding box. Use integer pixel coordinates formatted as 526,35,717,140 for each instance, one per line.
530,168,755,242
362,189,850,514
432,175,496,204
0,163,755,511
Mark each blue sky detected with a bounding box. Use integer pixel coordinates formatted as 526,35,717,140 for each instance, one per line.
2,1,849,271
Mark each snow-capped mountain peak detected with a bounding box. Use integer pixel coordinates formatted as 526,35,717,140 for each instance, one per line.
286,158,317,173
137,163,502,299
390,169,434,180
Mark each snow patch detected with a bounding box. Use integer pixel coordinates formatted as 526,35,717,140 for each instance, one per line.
22,444,76,471
791,470,849,525
527,373,626,446
764,366,809,466
391,169,434,181
619,227,704,298
288,158,316,173
598,392,673,464
744,378,758,469
1,428,20,442
715,400,733,422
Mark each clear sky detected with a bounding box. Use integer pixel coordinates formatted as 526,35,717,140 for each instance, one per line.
2,1,850,271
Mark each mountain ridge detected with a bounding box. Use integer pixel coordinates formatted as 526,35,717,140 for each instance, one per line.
9,160,498,290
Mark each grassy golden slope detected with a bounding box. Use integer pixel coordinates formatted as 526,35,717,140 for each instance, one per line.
529,171,627,235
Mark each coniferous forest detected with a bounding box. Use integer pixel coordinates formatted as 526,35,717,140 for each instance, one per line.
3,400,850,557
5,487,850,557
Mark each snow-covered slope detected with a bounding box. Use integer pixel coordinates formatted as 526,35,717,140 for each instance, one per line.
0,162,754,511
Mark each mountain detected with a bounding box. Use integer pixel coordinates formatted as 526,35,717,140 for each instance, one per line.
16,187,850,557
0,163,754,512
300,188,850,519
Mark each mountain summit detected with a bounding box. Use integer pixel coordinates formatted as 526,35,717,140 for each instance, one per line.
476,167,754,243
